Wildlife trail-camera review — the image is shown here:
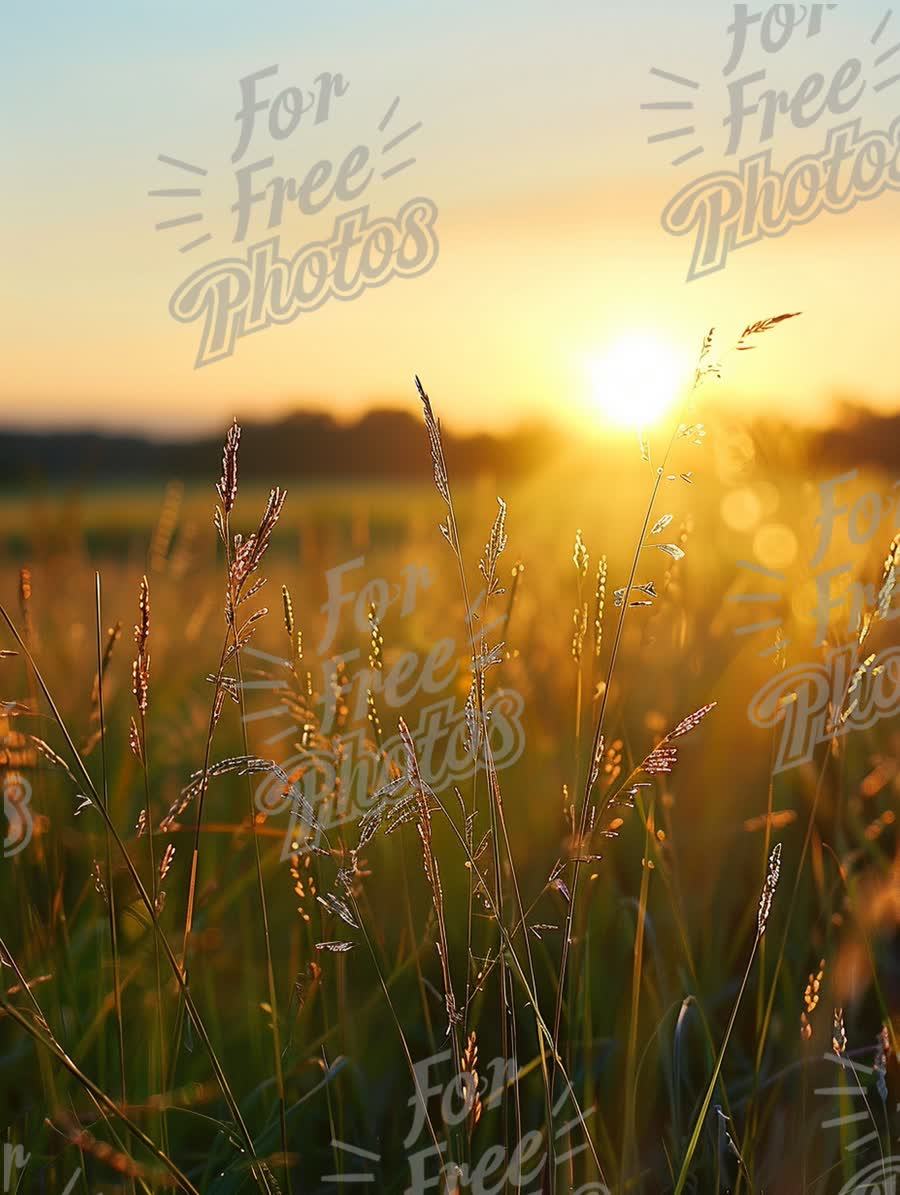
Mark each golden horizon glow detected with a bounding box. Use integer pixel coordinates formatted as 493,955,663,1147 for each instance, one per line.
6,3,900,434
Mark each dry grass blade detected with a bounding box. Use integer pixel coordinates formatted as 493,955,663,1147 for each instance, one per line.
132,575,150,716
479,497,508,598
666,702,717,740
415,375,450,506
82,620,122,754
399,717,461,1040
736,311,802,350
860,532,900,643
757,842,782,937
217,417,241,513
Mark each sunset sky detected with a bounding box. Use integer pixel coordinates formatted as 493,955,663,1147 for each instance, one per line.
5,0,900,435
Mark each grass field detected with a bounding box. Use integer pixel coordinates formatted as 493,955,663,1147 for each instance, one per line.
2,337,900,1193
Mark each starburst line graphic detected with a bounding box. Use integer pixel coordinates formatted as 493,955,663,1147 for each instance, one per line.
729,561,791,656
648,127,696,143
873,7,900,92
157,154,208,175
872,9,893,45
233,647,298,745
643,66,704,166
644,11,900,169
320,1087,600,1184
148,187,203,198
378,96,400,130
816,1051,898,1159
149,155,213,252
378,98,421,180
874,41,900,65
323,1138,381,1184
649,67,700,90
156,213,203,230
550,1087,597,1168
239,644,313,746
733,617,782,635
873,68,900,90
150,96,423,256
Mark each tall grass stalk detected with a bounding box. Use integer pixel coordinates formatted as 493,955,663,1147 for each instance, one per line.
0,603,275,1194
92,574,134,1195
229,538,293,1194
0,986,200,1195
620,802,654,1190
673,843,782,1195
417,378,557,1178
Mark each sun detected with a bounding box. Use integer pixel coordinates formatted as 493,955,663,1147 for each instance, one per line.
588,333,688,430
